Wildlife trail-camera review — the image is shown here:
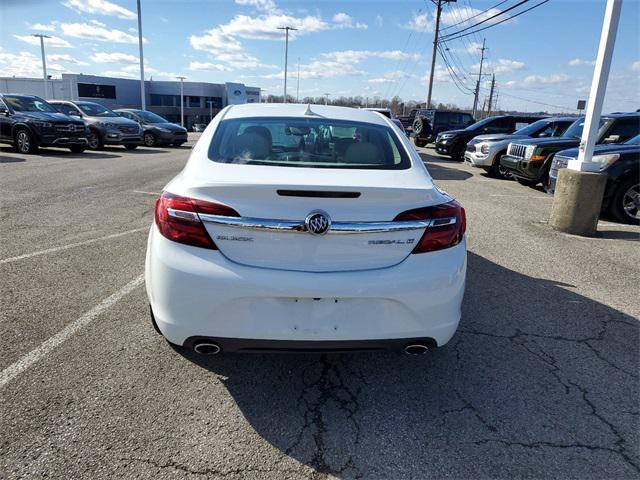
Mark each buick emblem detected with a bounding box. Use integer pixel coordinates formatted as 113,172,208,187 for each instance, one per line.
305,210,331,236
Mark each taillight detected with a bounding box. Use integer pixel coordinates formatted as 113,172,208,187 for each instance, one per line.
154,192,239,249
395,201,466,253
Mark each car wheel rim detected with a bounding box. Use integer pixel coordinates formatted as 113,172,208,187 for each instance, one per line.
498,164,511,178
622,184,640,220
17,131,29,152
144,134,154,146
88,133,99,149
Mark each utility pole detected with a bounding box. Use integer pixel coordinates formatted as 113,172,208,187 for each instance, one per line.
207,100,213,122
487,74,496,116
426,0,456,109
32,34,50,98
278,26,297,103
176,76,186,127
296,58,300,103
472,38,486,118
136,0,146,110
324,93,329,105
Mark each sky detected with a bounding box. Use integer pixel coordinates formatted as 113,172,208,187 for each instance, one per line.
0,0,639,113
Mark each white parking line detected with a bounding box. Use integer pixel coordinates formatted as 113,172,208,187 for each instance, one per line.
0,228,148,265
0,274,144,388
489,194,552,199
133,190,160,196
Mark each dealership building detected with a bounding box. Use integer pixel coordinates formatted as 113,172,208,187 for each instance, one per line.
0,74,261,129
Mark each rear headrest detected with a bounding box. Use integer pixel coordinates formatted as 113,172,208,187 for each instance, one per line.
343,142,384,165
233,132,270,160
244,126,272,146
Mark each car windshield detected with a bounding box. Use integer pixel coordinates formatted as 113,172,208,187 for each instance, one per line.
3,96,58,113
209,117,410,169
77,102,117,117
136,111,169,123
465,117,497,131
624,134,640,145
513,119,552,136
563,117,608,139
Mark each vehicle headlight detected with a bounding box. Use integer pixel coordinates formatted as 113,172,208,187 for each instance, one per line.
97,121,118,128
441,133,455,139
32,121,53,128
591,153,620,171
157,127,171,133
524,145,537,160
480,144,489,155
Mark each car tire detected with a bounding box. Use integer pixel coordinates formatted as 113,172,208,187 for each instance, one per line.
414,138,427,148
14,128,38,154
488,152,511,179
609,177,640,225
69,145,86,153
124,144,138,150
87,130,104,150
450,143,465,161
172,142,185,148
143,132,157,147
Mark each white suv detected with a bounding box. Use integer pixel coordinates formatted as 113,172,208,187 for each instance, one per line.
145,104,467,355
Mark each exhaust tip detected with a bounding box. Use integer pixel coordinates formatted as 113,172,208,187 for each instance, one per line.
194,342,221,355
404,344,429,355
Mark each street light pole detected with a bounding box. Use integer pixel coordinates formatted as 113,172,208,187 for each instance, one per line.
324,93,329,105
32,34,50,98
277,26,297,103
296,58,300,103
176,76,186,127
207,100,213,121
136,0,146,110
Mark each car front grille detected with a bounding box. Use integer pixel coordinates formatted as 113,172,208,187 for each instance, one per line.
507,143,528,159
550,155,572,177
55,123,83,133
118,125,139,134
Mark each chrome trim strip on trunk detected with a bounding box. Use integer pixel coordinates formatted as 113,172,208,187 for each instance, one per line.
196,212,455,234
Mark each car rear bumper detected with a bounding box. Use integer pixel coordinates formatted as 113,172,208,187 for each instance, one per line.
145,225,466,349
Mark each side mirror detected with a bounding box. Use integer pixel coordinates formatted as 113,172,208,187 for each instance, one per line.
603,134,620,144
537,132,549,138
0,107,9,116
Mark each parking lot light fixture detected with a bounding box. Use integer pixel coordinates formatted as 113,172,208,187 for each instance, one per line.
137,0,146,110
278,26,298,103
32,34,51,99
176,76,187,127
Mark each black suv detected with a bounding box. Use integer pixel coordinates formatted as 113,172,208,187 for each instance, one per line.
500,112,640,188
434,115,545,160
410,110,475,147
0,94,88,154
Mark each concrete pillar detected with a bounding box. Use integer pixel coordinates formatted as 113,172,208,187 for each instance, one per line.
549,169,607,236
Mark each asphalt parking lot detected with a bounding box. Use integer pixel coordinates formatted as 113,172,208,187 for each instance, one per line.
1,134,638,479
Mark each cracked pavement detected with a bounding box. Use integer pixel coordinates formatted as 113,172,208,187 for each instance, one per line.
1,140,638,479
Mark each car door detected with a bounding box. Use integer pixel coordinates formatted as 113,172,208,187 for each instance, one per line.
0,99,12,141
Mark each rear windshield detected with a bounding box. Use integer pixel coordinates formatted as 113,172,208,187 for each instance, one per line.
208,117,411,169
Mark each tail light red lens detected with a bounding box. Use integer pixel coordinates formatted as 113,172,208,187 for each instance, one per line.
154,192,239,249
395,201,466,253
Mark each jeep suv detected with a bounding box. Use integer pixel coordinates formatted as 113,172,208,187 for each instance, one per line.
49,100,142,150
500,112,640,188
434,115,545,160
411,110,475,147
0,94,88,154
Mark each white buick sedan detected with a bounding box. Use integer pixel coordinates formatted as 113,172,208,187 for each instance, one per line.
145,104,466,355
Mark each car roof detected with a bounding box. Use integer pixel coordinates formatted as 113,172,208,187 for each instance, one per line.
222,103,391,126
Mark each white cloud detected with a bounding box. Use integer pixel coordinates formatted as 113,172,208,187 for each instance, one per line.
322,50,420,63
61,23,144,44
101,70,138,79
630,61,640,72
332,13,367,29
0,51,42,77
218,14,330,40
505,74,572,89
569,58,595,66
14,34,74,48
405,12,433,32
189,61,232,72
48,53,89,65
375,15,383,27
62,0,136,20
406,6,514,33
29,23,57,32
90,19,107,28
190,29,244,56
473,58,526,74
90,52,138,63
234,0,278,12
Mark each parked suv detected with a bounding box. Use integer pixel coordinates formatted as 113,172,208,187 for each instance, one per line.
500,112,640,188
548,134,639,224
115,109,188,147
50,100,142,150
435,115,544,160
0,94,88,154
412,110,475,147
465,117,575,178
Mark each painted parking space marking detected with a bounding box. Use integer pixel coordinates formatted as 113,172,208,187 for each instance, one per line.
0,274,144,388
133,190,161,196
0,228,148,265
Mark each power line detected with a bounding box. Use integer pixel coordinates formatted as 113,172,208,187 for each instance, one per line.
440,0,529,40
440,0,511,31
441,0,551,42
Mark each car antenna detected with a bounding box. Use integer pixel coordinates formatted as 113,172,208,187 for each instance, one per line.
304,104,314,116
